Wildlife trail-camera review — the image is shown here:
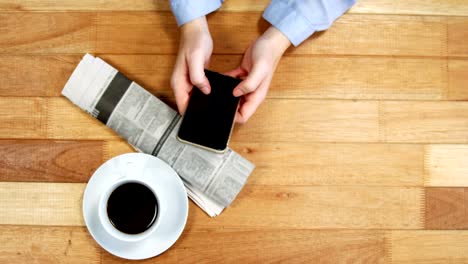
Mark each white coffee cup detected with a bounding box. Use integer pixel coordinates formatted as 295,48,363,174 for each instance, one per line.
97,161,160,243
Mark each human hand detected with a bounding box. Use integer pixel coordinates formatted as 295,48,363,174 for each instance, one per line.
171,16,213,114
225,26,291,124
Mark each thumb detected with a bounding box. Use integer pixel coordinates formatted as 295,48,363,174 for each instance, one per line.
188,52,211,94
232,63,266,97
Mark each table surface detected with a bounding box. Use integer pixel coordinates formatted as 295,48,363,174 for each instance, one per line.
1,1,468,263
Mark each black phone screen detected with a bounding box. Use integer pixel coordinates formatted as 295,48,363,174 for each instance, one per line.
177,70,241,152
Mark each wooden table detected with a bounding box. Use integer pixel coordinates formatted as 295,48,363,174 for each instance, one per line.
1,1,468,263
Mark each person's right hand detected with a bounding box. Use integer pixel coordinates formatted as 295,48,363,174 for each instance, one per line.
170,16,213,115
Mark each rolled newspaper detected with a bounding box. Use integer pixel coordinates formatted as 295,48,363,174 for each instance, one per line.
62,54,255,217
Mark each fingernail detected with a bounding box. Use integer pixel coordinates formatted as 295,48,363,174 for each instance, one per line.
233,89,242,97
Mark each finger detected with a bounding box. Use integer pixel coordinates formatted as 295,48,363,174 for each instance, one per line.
224,67,247,78
173,83,191,114
234,111,246,124
235,79,270,123
171,56,192,114
187,52,211,94
233,62,267,97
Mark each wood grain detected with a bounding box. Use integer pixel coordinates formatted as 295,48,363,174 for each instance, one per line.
2,0,468,16
0,225,386,264
47,98,119,140
0,55,81,96
4,98,468,144
425,188,468,229
380,101,468,143
0,0,167,11
0,54,451,101
0,140,103,183
0,97,46,139
0,182,85,226
198,186,423,229
0,182,423,229
232,99,379,143
389,230,468,263
448,17,468,57
95,54,452,100
0,12,458,56
425,145,468,187
0,226,100,264
351,0,468,17
0,13,95,54
273,56,447,100
103,229,386,263
96,12,450,56
104,140,424,186
292,15,447,57
46,98,379,142
230,142,424,186
448,59,468,100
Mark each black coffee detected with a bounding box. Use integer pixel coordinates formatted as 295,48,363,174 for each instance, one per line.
106,182,158,234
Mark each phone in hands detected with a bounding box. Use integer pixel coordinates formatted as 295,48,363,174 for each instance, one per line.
177,70,241,153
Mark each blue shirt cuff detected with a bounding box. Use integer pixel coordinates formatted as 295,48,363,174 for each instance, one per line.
262,2,316,47
170,0,223,26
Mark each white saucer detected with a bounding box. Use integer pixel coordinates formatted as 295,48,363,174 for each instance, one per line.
82,153,188,260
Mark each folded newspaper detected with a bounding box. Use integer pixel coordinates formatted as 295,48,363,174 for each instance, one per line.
62,54,255,217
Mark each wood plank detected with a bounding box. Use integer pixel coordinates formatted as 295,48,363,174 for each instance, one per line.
425,145,468,187
351,0,468,17
0,226,385,263
0,54,448,101
0,139,424,187
1,0,468,16
6,98,468,144
103,139,135,161
195,186,423,229
0,182,85,226
47,97,119,140
104,140,423,186
0,140,103,183
232,99,379,143
448,17,468,57
293,15,447,57
0,182,423,229
0,12,455,56
0,226,100,264
273,56,447,100
0,13,95,54
425,188,468,229
0,55,81,96
103,229,386,263
0,0,167,11
96,12,177,54
230,142,424,186
380,101,468,143
96,12,449,57
45,98,379,142
389,230,468,263
0,97,47,138
106,54,448,100
106,140,424,186
448,59,468,100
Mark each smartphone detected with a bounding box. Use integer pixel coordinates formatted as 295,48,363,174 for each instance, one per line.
177,70,241,153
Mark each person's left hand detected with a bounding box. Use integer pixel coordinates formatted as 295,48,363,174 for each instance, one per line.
225,26,291,124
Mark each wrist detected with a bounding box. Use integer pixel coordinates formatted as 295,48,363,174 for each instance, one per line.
261,26,291,55
181,16,210,36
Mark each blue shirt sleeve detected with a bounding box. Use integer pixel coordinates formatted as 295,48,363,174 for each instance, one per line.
170,0,224,26
263,0,356,46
